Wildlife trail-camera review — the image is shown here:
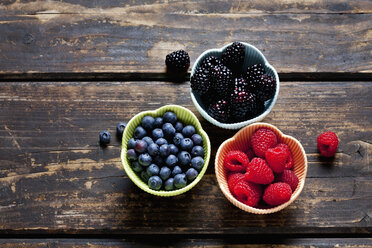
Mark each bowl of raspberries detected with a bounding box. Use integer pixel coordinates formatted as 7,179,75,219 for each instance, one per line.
121,105,211,196
190,42,279,129
215,123,307,214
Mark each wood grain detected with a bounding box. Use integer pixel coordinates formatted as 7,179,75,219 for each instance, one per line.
0,1,371,76
0,80,371,234
0,238,372,247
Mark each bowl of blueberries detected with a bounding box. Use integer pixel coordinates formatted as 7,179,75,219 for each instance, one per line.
190,41,280,129
121,105,211,196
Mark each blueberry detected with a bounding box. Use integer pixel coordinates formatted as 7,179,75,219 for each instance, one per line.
164,178,174,191
127,138,136,149
152,128,164,140
154,117,163,128
191,134,203,146
116,122,127,137
146,164,160,176
134,140,148,153
138,153,152,167
172,166,183,177
159,144,170,157
141,116,155,130
191,146,204,157
178,151,191,166
175,121,184,132
127,149,137,161
173,133,184,146
191,156,204,171
163,111,177,125
182,125,196,137
141,171,150,182
169,144,179,155
174,174,187,189
155,138,168,146
159,166,171,181
147,143,160,156
148,176,162,190
99,130,111,145
134,126,147,139
180,138,194,151
186,168,198,181
162,123,176,138
131,161,143,173
153,155,164,166
142,136,154,145
165,154,178,167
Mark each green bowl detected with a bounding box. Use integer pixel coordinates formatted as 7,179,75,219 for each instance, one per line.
121,105,211,196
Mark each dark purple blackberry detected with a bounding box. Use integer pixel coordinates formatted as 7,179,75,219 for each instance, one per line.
200,88,219,107
208,99,231,123
200,56,222,71
246,63,264,82
221,42,245,72
230,90,258,121
190,67,210,95
233,77,249,92
256,74,276,101
165,50,190,72
211,65,234,98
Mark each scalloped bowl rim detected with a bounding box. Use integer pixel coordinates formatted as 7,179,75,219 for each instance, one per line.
190,42,280,130
215,122,307,214
121,105,211,197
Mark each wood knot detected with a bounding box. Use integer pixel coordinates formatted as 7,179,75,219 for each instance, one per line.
23,33,34,44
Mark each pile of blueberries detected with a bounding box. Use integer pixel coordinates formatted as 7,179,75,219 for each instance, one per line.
126,111,205,191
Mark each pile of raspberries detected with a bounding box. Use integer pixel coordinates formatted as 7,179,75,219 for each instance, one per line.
224,128,299,207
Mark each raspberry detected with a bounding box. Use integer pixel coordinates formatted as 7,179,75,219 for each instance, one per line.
245,158,274,184
244,141,255,161
251,128,278,158
263,182,292,206
233,180,262,207
211,65,234,98
221,42,246,73
165,50,190,72
276,143,294,170
190,67,210,95
265,146,289,173
276,170,299,192
208,99,231,123
317,131,339,157
227,173,245,193
224,150,250,172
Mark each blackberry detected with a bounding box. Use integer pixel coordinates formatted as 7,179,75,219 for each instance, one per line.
230,90,258,121
200,56,222,70
233,77,249,92
211,65,233,98
200,88,219,107
208,99,231,123
221,42,245,72
246,63,264,83
165,50,190,72
256,74,276,101
190,66,210,95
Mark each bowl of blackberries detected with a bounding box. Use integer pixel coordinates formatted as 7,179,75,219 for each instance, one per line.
121,105,211,196
190,42,279,129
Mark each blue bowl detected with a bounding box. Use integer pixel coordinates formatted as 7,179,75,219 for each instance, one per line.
190,42,280,130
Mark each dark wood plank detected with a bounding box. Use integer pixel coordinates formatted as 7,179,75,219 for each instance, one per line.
0,238,372,247
0,1,371,76
0,80,371,234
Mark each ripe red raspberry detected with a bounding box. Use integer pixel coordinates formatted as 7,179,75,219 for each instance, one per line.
224,150,250,172
276,170,299,191
227,173,245,193
251,128,278,158
276,143,294,170
317,131,339,157
265,145,289,173
233,180,262,207
243,140,255,160
263,182,292,206
245,158,274,184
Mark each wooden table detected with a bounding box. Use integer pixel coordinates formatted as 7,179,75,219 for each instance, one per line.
0,1,371,247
